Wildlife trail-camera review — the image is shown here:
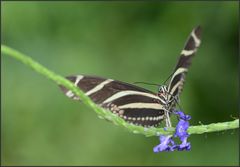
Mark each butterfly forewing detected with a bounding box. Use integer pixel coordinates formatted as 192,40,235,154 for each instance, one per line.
60,75,165,127
167,26,202,109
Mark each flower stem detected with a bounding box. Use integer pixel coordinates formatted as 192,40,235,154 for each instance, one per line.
2,45,239,137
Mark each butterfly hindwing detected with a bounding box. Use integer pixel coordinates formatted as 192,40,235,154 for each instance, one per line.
60,75,165,127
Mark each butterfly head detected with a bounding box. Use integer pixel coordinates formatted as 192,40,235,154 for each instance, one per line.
157,85,169,104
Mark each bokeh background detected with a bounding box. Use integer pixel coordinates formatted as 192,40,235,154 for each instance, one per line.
2,2,239,166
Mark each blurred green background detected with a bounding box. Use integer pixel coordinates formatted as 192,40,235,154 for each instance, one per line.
2,2,238,166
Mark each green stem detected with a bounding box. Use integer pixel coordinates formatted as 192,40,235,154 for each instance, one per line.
1,45,239,137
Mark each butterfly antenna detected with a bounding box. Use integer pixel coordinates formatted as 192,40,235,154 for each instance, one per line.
163,72,175,85
133,81,161,87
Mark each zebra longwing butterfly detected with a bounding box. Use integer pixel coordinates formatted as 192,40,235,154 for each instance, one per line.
60,26,201,128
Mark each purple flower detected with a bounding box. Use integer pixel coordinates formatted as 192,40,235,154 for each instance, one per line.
174,111,191,137
153,135,175,152
174,111,191,150
176,135,191,151
153,110,191,152
174,111,191,121
174,117,190,138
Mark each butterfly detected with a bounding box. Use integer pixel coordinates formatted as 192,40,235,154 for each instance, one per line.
59,26,201,128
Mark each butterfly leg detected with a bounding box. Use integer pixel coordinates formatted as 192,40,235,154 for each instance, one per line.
165,110,172,127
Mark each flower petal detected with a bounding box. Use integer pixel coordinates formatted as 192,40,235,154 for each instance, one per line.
175,120,189,138
177,136,191,151
153,135,175,152
174,111,191,121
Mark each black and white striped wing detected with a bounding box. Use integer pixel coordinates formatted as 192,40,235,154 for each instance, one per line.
60,75,165,127
167,26,202,108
